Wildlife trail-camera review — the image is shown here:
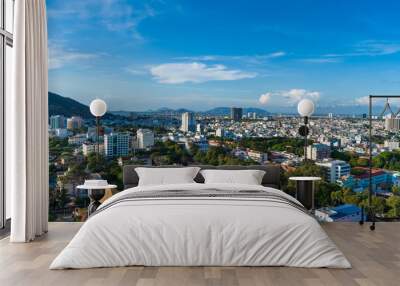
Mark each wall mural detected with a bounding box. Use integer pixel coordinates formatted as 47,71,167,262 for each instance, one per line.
46,0,400,222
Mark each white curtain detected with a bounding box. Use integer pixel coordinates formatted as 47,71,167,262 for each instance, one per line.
8,0,49,242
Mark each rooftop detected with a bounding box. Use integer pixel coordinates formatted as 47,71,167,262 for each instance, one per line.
352,167,386,179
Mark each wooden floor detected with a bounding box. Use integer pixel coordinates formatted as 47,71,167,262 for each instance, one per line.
0,222,399,286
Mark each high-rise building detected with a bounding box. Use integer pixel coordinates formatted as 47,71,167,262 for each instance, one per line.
104,133,131,157
137,129,155,149
196,123,203,134
328,113,333,119
231,107,243,122
307,143,331,161
50,115,66,129
216,127,224,137
180,112,196,132
316,160,351,183
67,116,83,130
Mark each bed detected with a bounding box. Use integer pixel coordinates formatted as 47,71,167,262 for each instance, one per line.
50,165,351,269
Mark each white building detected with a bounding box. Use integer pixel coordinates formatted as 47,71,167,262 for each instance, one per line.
136,129,154,149
68,134,87,145
216,127,224,137
384,140,400,151
104,133,131,157
385,116,400,131
196,123,203,134
247,150,268,163
82,142,104,156
316,160,351,183
180,112,196,132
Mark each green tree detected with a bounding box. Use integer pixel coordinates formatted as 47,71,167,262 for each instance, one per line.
87,153,107,173
392,185,400,196
386,196,400,218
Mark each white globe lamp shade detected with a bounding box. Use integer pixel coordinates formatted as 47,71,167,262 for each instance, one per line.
90,99,107,117
297,99,315,117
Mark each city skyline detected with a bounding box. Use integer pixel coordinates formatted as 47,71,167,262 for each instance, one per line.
47,0,400,112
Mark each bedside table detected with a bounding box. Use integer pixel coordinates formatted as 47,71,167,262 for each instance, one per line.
77,182,117,216
289,177,321,213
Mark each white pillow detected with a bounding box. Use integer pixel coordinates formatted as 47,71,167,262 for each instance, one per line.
200,169,265,185
135,167,201,186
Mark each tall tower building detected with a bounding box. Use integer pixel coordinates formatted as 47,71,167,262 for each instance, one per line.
180,112,196,132
230,107,243,122
137,129,155,149
50,115,66,129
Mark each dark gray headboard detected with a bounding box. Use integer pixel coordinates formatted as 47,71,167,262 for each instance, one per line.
123,165,282,189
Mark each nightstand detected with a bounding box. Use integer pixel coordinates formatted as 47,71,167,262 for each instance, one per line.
289,177,321,213
77,180,117,216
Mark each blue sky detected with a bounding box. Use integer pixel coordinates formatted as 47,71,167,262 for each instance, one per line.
47,0,400,113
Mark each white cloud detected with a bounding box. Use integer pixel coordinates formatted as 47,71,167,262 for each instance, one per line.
354,40,400,56
324,40,400,58
355,96,370,105
266,51,286,58
301,58,341,63
174,51,286,64
48,42,98,70
258,89,321,105
47,0,158,40
150,62,257,84
281,89,320,103
259,93,271,105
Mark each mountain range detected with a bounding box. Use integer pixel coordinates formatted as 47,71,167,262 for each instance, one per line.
110,107,271,117
48,92,118,119
49,92,271,118
49,92,92,118
49,91,377,118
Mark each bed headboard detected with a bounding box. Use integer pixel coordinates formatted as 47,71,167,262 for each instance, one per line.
123,164,282,189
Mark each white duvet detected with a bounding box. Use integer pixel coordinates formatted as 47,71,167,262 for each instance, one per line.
50,183,351,269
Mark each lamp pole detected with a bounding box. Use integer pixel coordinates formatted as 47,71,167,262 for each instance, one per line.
90,99,107,161
96,116,100,161
304,116,308,162
297,99,315,163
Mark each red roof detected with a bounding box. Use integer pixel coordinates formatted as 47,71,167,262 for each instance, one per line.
353,167,386,179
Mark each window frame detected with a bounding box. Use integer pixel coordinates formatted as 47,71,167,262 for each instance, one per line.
0,0,13,230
